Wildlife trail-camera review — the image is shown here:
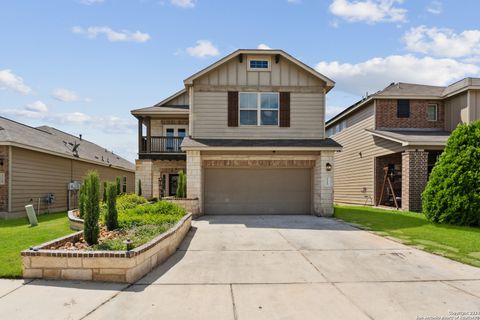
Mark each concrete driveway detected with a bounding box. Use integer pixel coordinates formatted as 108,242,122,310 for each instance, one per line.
1,215,480,319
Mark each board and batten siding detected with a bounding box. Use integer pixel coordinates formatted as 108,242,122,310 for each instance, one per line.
9,147,134,217
444,91,469,131
468,89,480,122
332,103,404,205
192,91,325,139
164,91,189,106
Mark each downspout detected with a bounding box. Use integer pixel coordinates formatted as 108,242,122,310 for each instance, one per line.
8,146,12,213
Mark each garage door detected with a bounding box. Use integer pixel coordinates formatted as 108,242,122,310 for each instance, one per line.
204,168,311,214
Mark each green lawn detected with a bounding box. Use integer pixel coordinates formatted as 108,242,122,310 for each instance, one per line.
334,205,480,268
0,212,73,278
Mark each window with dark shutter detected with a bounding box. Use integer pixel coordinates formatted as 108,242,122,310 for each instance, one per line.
279,92,290,127
397,99,410,118
228,91,239,127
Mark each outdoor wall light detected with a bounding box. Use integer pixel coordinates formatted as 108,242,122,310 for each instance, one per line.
124,239,133,251
326,163,332,171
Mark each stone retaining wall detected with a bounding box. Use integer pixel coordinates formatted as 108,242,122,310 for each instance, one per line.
68,209,84,230
21,213,192,283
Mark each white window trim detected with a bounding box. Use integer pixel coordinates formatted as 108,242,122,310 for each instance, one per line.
426,104,438,122
247,56,271,71
163,125,188,137
239,92,279,126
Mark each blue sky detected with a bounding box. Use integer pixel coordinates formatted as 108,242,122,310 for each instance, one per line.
1,0,480,162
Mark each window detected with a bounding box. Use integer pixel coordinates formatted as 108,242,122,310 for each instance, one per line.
247,57,271,71
397,99,410,118
327,120,347,137
239,92,279,126
122,176,127,193
427,104,438,121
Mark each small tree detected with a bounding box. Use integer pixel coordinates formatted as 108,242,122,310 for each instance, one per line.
138,179,142,196
176,170,186,198
116,176,122,196
105,182,118,231
422,121,480,226
83,171,100,245
78,183,86,218
102,181,107,203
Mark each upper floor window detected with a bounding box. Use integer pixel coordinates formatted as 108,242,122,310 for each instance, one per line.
426,104,438,121
247,57,271,71
239,92,279,126
397,99,410,118
326,120,347,137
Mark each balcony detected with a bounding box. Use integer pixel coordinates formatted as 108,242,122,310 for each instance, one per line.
139,136,186,160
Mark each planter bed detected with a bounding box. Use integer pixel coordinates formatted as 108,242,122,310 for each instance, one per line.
21,213,192,283
162,198,200,217
68,209,83,231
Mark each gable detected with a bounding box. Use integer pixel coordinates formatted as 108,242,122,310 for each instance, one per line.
185,50,334,91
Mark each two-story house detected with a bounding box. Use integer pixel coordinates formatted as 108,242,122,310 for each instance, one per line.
131,49,341,216
325,78,480,212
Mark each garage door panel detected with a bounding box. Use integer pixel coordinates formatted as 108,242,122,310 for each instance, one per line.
204,168,311,215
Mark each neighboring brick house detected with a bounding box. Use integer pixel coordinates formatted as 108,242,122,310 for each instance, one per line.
131,49,341,216
0,117,135,219
326,78,480,212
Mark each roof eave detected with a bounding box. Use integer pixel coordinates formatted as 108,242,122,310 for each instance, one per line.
181,146,343,152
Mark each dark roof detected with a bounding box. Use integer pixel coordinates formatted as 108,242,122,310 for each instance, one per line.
0,117,135,171
181,137,342,149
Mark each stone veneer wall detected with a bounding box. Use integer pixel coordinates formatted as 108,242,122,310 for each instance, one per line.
135,160,153,199
163,198,200,216
402,150,428,212
22,213,192,283
67,209,84,230
313,151,335,216
186,151,202,210
135,159,186,199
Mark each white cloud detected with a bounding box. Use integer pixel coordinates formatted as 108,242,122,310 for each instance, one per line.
326,105,347,120
427,0,442,14
329,0,407,24
171,0,195,8
315,54,479,96
186,40,220,58
25,101,48,113
52,88,80,102
79,0,104,5
72,26,151,43
0,69,32,95
257,43,272,50
404,26,480,58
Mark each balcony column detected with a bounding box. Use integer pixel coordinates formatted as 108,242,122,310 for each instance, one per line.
137,116,143,154
146,116,151,154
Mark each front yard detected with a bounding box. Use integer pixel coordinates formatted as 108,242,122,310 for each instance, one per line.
334,205,480,268
0,212,73,278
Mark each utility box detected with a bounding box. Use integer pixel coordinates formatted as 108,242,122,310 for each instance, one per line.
25,204,38,226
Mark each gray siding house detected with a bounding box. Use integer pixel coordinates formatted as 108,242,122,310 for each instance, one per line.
132,49,341,216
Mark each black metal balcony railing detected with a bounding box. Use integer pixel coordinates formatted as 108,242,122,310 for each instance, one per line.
140,136,185,153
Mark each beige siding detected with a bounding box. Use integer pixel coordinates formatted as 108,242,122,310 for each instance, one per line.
445,92,468,131
332,104,404,205
193,54,324,88
9,147,134,217
163,91,189,106
469,89,480,121
193,91,325,139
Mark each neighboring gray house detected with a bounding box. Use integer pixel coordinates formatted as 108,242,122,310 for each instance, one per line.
131,49,341,216
325,78,480,212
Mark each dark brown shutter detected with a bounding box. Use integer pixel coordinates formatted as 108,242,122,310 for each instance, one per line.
228,91,239,127
279,92,290,127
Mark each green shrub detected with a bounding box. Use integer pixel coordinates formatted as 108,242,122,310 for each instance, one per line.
176,170,186,198
105,182,118,231
138,179,142,196
118,201,186,228
83,171,100,245
78,182,86,219
116,193,148,211
422,121,480,226
102,181,107,203
116,177,122,196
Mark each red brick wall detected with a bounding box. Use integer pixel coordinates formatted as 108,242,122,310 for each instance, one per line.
375,99,445,129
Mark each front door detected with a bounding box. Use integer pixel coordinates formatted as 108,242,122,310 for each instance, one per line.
169,174,179,196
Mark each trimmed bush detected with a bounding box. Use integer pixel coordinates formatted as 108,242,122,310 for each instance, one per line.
105,182,118,231
102,181,107,203
176,170,186,198
83,171,100,245
78,183,86,219
422,121,480,226
116,193,148,211
138,179,142,196
116,177,122,196
118,201,186,228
